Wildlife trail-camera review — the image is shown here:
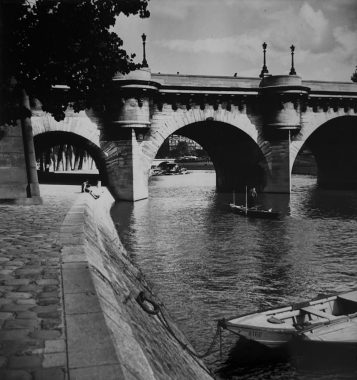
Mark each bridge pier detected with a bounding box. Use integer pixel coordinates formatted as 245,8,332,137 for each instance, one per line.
262,130,292,193
101,128,150,201
98,69,160,201
260,75,310,193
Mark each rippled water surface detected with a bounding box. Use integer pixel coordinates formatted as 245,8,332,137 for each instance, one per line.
111,172,357,380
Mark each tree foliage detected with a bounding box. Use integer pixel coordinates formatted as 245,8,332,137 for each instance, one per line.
175,141,190,157
352,67,357,83
0,0,150,125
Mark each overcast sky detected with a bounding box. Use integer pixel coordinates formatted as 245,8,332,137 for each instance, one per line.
113,0,357,82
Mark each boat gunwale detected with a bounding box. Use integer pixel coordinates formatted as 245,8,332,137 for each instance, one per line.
229,204,282,217
224,321,296,333
221,291,357,325
295,313,357,335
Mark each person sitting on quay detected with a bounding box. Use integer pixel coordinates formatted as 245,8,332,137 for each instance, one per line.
248,187,257,208
81,180,100,199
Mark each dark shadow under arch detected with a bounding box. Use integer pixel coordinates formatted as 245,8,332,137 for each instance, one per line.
174,121,269,192
34,131,108,184
304,116,357,189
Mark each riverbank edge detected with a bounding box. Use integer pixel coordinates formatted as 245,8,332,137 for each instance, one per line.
59,188,214,380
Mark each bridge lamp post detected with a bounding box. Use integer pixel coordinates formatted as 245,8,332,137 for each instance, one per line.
289,45,297,75
141,33,149,68
259,42,269,78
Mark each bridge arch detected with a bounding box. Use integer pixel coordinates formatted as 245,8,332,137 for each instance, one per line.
292,113,357,188
290,110,357,171
144,105,259,154
31,113,107,181
32,112,100,148
142,106,271,192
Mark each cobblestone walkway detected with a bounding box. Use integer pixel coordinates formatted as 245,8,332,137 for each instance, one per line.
0,185,80,380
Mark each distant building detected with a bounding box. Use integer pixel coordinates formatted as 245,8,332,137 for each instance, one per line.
169,135,202,152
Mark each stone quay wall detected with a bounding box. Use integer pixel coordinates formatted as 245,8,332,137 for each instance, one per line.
60,189,214,380
0,186,214,380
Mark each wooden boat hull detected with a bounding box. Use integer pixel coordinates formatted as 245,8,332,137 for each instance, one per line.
225,323,295,348
229,204,281,219
291,337,357,369
222,290,357,349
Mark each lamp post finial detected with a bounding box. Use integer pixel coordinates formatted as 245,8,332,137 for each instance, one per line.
259,42,269,78
289,44,297,75
141,33,148,68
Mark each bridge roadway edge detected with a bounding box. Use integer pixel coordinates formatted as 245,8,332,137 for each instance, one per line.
58,188,214,380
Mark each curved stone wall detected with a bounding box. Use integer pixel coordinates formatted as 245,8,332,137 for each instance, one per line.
32,113,100,148
59,188,214,380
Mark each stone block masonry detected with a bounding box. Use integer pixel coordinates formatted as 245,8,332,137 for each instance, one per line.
0,185,78,380
0,184,214,380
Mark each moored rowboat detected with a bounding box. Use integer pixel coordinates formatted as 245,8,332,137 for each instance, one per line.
221,290,357,349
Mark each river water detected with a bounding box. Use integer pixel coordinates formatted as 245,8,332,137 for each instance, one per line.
111,171,357,380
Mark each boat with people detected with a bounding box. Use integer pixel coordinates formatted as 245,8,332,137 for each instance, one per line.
220,289,357,349
155,162,188,175
229,189,281,219
230,204,281,219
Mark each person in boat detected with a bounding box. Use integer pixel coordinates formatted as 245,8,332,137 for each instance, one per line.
82,180,100,199
248,187,257,208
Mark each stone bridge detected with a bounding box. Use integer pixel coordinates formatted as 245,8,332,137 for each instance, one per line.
1,69,357,203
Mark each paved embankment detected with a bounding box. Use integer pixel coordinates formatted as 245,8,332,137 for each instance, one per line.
0,185,214,380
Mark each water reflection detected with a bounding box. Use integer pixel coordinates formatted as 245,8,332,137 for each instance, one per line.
111,172,357,379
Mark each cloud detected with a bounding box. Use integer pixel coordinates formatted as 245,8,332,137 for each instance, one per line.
150,1,190,19
333,27,357,63
300,3,329,45
150,0,282,20
127,0,356,81
155,2,335,56
323,0,357,12
263,2,332,54
156,35,264,61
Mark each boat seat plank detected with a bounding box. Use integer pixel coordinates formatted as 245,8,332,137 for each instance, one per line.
337,291,357,302
301,306,338,320
306,321,357,341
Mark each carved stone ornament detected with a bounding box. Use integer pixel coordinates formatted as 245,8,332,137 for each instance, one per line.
129,98,137,107
332,101,339,112
301,100,307,112
344,101,350,112
312,100,319,112
238,100,245,112
137,97,144,107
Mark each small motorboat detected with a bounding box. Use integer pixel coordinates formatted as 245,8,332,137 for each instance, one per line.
149,165,164,176
221,290,357,349
156,162,188,175
230,204,281,219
